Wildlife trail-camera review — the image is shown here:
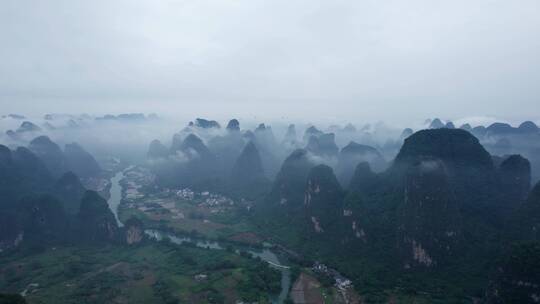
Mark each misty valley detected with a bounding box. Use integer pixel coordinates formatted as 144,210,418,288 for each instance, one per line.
3,0,540,302
1,114,540,303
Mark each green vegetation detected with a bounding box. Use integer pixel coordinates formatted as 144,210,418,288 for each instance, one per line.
118,194,261,243
0,241,280,303
0,294,26,304
485,241,540,303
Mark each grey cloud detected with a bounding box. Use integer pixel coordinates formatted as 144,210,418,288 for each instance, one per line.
0,0,539,124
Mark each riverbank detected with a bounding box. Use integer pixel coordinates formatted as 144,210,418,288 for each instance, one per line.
0,241,282,303
107,167,292,303
107,165,362,304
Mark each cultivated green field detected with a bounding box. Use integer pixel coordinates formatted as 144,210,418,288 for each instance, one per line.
0,241,280,304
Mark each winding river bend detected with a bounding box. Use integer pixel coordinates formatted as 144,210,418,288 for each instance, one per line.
107,169,291,303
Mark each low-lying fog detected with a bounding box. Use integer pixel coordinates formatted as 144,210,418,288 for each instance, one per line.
1,113,539,184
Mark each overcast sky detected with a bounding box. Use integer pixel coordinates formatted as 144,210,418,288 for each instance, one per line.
1,0,539,125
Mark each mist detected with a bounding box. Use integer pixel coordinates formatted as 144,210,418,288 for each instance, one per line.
1,0,539,124
2,2,540,302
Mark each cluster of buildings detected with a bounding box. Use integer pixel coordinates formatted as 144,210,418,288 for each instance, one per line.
194,274,208,282
175,188,235,208
176,188,195,200
312,262,353,291
120,166,235,220
198,191,235,207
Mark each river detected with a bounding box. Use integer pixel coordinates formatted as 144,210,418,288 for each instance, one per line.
108,171,124,227
107,169,291,303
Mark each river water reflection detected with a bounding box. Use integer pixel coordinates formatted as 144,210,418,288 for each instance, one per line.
108,170,291,303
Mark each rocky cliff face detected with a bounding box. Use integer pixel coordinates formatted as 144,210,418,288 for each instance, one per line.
1,145,67,250
53,172,87,215
0,212,23,252
397,159,461,268
394,129,500,213
78,191,119,242
1,194,69,251
390,129,505,267
268,149,314,209
0,144,125,250
303,165,344,236
485,241,540,304
261,129,517,284
124,217,144,245
16,195,69,245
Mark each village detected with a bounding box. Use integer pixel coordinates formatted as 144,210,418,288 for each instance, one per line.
312,262,353,291
287,262,359,304
119,166,240,228
119,167,360,304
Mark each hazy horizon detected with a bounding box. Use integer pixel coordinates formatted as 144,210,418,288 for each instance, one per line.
2,0,539,124
2,3,540,302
